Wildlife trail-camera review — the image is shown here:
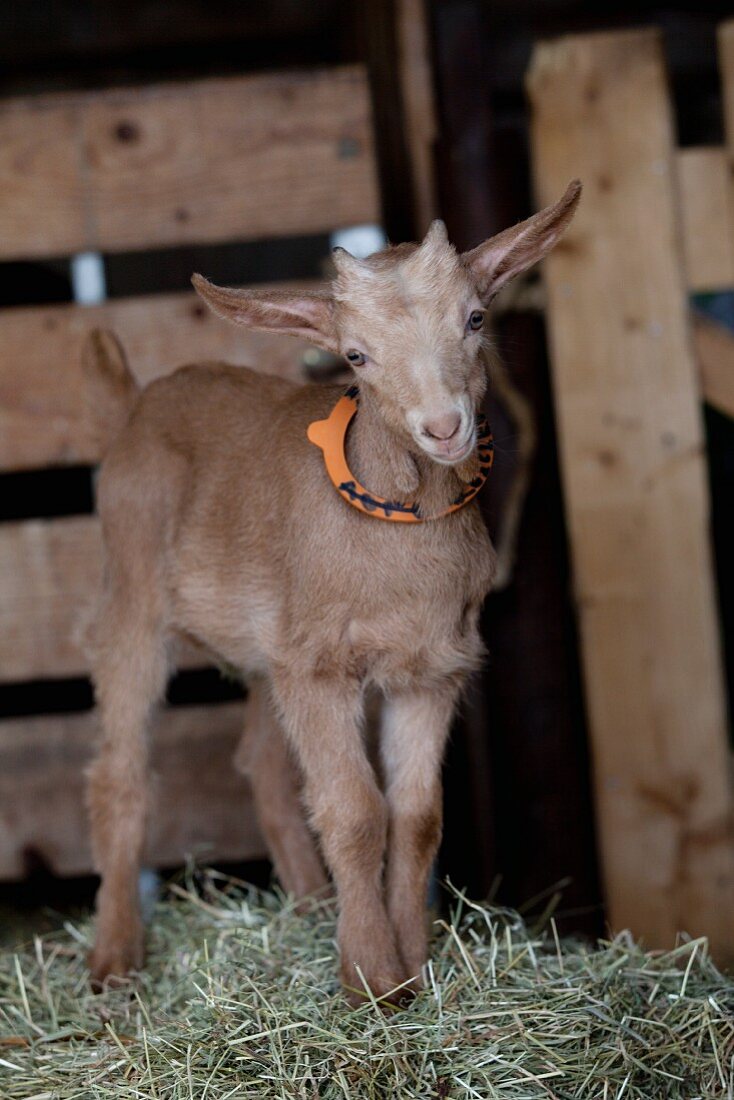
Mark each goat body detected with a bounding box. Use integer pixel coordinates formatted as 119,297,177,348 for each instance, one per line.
85,183,580,1004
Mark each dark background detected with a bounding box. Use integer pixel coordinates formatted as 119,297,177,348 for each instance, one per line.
1,0,732,937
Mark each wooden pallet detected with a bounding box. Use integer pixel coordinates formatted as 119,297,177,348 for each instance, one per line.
528,24,734,960
0,65,381,879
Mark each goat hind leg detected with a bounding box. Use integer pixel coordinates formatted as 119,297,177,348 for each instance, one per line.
234,678,329,903
86,602,167,987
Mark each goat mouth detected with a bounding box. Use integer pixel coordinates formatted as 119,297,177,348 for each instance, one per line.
421,432,476,466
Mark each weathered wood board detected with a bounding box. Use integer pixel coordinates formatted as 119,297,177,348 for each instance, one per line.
0,516,214,683
0,284,319,471
677,147,734,293
528,28,734,959
0,67,379,259
0,517,102,683
0,704,264,878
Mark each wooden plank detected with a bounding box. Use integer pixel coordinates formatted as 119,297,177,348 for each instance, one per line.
0,67,380,259
693,313,734,419
527,28,734,960
0,516,211,683
0,704,264,879
0,517,101,682
677,147,734,292
0,285,318,471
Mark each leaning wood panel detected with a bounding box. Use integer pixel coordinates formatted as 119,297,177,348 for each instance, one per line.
718,22,734,262
0,67,379,259
0,285,318,471
528,29,734,960
0,516,208,682
0,704,263,879
677,147,734,292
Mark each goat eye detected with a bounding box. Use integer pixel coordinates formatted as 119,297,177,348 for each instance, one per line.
345,349,366,366
467,310,484,332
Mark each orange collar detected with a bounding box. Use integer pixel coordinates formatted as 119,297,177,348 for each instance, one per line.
306,385,493,523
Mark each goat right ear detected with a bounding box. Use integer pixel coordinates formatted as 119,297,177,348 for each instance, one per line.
192,275,339,353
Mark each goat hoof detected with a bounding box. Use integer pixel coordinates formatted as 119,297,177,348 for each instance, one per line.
400,971,425,998
343,981,415,1011
341,962,414,1011
397,961,426,994
88,939,144,991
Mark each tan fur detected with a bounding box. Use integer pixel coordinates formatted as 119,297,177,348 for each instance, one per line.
85,182,580,1004
82,329,139,451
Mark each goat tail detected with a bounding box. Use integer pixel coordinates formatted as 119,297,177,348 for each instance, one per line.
82,328,140,454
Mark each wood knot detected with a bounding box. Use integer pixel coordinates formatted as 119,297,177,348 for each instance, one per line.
114,119,140,143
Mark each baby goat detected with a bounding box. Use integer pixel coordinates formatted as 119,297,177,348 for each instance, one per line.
85,182,580,1005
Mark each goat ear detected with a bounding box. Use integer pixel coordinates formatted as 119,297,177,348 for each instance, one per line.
191,274,339,353
462,180,581,301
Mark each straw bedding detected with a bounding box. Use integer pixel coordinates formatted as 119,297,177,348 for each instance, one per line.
1,870,733,1098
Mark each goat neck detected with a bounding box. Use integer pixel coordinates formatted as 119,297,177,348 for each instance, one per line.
344,382,473,520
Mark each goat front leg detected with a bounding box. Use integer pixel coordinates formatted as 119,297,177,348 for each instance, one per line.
234,677,329,904
272,671,407,1006
381,686,459,982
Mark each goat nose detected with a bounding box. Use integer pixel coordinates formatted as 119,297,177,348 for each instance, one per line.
423,412,461,441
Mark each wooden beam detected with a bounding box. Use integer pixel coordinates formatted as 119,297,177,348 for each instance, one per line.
359,0,417,242
0,704,264,879
528,28,734,960
0,67,379,260
677,147,734,292
0,285,318,472
431,0,500,252
396,0,439,235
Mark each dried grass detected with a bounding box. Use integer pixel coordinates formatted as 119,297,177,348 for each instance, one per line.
2,870,733,1099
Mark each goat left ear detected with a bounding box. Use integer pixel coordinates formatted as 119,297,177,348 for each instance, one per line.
192,274,339,353
462,180,581,302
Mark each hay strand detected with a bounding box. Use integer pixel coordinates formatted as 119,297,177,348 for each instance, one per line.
2,872,734,1098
